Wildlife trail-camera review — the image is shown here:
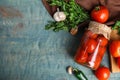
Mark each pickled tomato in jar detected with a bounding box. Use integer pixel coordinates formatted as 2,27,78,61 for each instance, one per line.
74,21,111,70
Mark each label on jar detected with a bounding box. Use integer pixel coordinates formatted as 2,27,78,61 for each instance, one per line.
88,21,112,40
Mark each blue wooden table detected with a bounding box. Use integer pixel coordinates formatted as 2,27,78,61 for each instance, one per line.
0,0,120,80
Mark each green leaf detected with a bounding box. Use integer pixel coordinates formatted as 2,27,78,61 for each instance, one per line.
112,21,120,29
45,0,90,32
112,21,120,35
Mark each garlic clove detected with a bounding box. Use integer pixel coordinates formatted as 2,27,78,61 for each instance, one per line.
70,27,78,35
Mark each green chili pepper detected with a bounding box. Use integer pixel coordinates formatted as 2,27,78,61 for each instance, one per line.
67,66,88,80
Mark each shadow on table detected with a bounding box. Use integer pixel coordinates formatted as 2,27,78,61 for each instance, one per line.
66,21,89,59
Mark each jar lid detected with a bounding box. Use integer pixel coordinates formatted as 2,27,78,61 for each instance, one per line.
88,21,112,40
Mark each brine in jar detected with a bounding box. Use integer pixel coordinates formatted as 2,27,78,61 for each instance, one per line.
74,21,111,70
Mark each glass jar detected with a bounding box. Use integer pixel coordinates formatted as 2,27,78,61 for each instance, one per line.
74,21,111,70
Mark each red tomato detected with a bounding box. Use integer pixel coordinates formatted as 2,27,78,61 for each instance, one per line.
91,6,109,23
90,33,98,39
83,38,97,53
96,35,108,47
74,48,88,64
109,40,120,57
84,30,98,39
98,46,106,57
87,54,101,70
95,66,110,80
117,57,120,69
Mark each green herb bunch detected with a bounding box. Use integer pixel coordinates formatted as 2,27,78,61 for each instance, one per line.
112,21,120,35
45,0,90,32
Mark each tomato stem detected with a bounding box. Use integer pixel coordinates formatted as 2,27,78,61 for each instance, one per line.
95,6,100,11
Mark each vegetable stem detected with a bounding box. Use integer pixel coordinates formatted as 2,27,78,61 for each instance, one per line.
95,6,100,11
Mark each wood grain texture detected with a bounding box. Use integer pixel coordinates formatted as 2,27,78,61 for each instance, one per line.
110,55,120,73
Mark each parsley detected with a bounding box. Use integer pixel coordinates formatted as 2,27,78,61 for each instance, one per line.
112,21,120,35
45,0,90,32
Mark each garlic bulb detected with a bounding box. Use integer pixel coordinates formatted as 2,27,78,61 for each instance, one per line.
53,11,66,22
